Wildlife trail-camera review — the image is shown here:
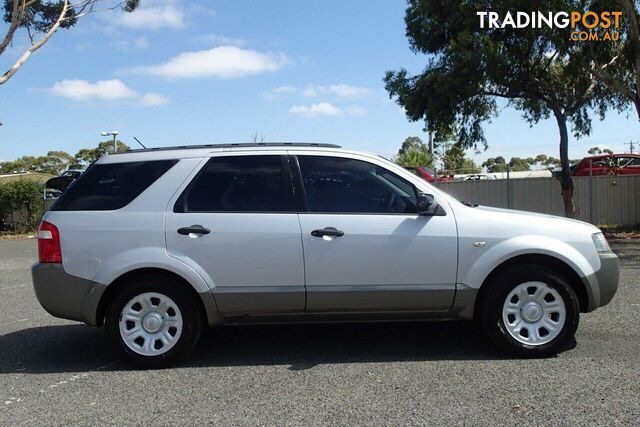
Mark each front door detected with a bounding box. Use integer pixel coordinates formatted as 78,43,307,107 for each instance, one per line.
165,154,305,315
292,154,458,312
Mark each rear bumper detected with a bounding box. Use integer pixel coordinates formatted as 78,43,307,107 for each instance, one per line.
31,263,105,326
583,253,619,311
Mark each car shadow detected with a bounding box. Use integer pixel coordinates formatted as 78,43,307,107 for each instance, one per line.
0,321,564,374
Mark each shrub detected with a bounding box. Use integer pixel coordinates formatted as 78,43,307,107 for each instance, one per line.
0,179,46,231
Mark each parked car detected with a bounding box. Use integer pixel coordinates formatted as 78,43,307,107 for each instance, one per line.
33,143,618,368
45,169,84,192
403,165,453,182
460,174,497,181
571,153,640,176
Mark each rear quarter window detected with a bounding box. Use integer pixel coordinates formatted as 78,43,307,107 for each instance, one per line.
52,160,177,211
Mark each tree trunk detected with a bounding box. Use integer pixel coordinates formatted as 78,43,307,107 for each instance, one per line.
553,108,575,218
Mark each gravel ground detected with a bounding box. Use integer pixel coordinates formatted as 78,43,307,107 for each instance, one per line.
0,238,638,425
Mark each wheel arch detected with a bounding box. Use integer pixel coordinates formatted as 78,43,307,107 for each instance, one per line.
96,267,213,327
473,254,590,319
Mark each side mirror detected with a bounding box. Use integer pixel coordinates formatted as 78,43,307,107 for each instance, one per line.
416,192,444,216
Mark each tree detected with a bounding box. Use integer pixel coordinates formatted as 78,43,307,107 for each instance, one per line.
482,156,507,173
509,157,532,172
385,1,617,217
395,147,433,167
74,140,130,165
586,0,640,122
398,136,426,155
587,146,613,155
442,143,479,173
0,150,75,174
1,0,139,85
394,136,434,167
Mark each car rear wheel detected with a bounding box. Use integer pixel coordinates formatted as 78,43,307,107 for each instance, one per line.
105,275,203,369
479,264,580,357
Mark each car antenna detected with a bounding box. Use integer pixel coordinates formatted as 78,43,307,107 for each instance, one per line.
133,137,147,149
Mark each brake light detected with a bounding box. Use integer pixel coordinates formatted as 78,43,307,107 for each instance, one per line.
38,221,62,263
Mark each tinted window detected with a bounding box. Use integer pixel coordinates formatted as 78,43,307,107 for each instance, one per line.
52,160,177,211
298,156,417,214
178,155,289,212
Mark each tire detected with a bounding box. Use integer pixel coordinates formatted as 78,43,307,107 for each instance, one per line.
478,264,580,357
105,274,203,369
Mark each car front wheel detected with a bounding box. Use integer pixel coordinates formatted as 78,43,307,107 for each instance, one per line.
479,264,580,357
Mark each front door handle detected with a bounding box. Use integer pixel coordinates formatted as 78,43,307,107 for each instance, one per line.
177,225,211,236
311,227,344,238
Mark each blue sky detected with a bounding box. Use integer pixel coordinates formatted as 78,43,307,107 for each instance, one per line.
0,0,638,166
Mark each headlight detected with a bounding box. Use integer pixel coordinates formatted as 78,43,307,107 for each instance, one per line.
592,232,612,254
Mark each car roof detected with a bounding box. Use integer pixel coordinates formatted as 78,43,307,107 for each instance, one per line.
97,142,381,164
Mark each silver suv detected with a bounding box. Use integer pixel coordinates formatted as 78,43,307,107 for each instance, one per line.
32,143,619,368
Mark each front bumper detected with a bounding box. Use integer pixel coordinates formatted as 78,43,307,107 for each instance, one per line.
31,263,105,326
582,253,619,311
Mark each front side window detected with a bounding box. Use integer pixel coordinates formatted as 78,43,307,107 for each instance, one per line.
177,155,289,213
52,160,177,211
297,156,417,214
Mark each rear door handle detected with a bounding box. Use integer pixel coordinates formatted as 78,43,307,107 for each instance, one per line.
177,225,211,235
311,227,344,238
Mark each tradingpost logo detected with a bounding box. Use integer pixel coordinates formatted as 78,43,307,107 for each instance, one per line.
477,11,622,42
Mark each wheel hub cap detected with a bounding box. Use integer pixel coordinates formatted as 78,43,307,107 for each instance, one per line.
521,302,543,323
142,312,164,333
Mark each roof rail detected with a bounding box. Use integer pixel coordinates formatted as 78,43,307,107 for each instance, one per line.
121,142,342,153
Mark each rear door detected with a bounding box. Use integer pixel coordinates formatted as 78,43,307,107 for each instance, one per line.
291,153,458,312
165,153,305,315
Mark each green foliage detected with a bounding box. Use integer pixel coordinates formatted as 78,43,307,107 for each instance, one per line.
509,157,532,172
383,0,625,215
0,179,45,230
395,136,434,167
442,143,479,173
74,140,130,166
395,147,433,167
482,156,507,173
3,0,140,31
0,140,131,174
588,146,614,155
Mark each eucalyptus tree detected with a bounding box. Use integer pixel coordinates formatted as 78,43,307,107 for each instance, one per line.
1,0,139,85
385,0,619,217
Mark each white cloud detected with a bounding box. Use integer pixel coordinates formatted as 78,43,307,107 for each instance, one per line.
49,79,168,107
49,79,137,101
197,34,246,47
328,84,370,98
302,86,318,97
111,36,149,52
263,85,297,99
346,106,368,116
137,93,170,106
132,46,288,79
118,5,184,30
265,83,371,99
289,102,342,118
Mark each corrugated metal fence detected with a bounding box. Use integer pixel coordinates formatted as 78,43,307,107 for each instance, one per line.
437,175,640,226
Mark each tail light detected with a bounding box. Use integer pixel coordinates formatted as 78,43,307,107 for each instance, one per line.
38,221,62,263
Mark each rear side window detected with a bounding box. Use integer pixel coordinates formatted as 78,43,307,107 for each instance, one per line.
52,160,177,211
175,155,290,213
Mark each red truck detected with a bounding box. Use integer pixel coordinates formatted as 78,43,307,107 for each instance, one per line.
571,153,640,176
403,166,454,182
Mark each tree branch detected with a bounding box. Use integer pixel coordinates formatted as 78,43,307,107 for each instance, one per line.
0,0,69,85
617,0,640,102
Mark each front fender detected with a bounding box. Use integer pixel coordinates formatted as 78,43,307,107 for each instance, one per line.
459,235,598,290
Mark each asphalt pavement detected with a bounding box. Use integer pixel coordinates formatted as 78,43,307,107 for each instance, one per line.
1,238,639,425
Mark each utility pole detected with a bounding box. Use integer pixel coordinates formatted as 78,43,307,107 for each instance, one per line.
624,140,636,154
428,132,434,155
